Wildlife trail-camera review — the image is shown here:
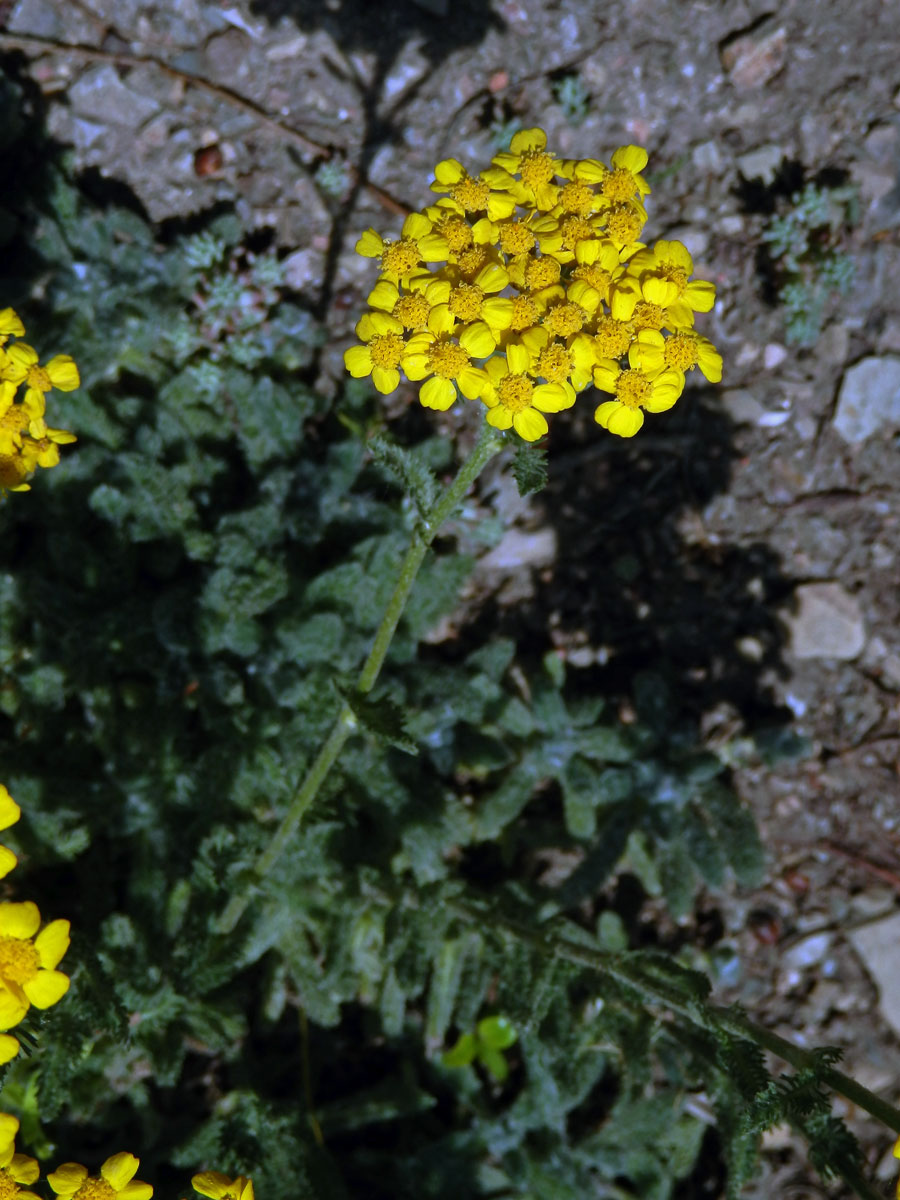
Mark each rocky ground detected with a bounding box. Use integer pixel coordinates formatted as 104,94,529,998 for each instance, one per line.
3,0,900,1195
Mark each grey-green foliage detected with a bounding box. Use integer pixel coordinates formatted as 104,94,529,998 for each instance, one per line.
551,73,591,126
0,65,853,1200
511,439,548,497
761,180,857,346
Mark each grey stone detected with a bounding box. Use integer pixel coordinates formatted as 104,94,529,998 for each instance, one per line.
721,22,788,90
817,322,850,365
8,0,66,37
763,342,787,369
479,527,557,573
719,387,764,425
736,144,784,184
834,356,900,442
691,140,726,173
71,117,107,152
283,247,327,291
783,582,866,661
850,912,900,1037
782,932,832,971
69,65,161,129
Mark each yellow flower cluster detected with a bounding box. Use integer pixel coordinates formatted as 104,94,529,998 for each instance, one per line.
0,1121,253,1200
0,1138,153,1200
0,797,250,1200
344,129,721,439
0,786,71,1065
0,309,77,492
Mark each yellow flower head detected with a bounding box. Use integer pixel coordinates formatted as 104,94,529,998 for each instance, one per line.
491,127,564,212
0,1134,41,1200
480,344,575,441
0,902,70,1060
631,329,723,383
48,1155,152,1200
1,344,80,422
0,402,77,495
402,309,490,411
192,1172,254,1200
0,311,25,349
429,159,516,221
593,350,685,438
0,787,21,881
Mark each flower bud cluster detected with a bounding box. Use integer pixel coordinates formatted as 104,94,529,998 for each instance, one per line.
345,129,721,439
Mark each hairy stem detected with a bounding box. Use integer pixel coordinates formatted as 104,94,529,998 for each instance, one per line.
217,421,505,933
451,900,900,1136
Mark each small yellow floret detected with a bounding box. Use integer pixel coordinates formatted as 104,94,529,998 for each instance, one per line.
606,205,644,244
656,261,689,293
615,369,651,408
448,284,485,322
427,342,470,380
602,168,639,202
519,151,556,189
452,175,491,212
524,257,561,290
630,300,667,331
0,936,40,985
572,263,612,292
497,374,535,413
593,316,632,358
437,215,473,253
381,239,422,275
456,246,490,278
392,294,431,328
558,182,595,216
558,216,596,250
543,302,585,337
74,1181,116,1200
498,222,536,256
663,332,700,371
508,295,540,331
368,334,406,369
536,345,572,383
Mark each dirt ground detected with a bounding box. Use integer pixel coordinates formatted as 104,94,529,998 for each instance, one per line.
3,0,900,1194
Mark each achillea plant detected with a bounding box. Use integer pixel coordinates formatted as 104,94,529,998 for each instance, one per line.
345,130,721,439
0,309,77,493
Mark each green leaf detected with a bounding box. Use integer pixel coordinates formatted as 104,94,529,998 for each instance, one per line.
597,910,628,951
703,782,766,887
561,754,599,839
477,1015,517,1050
681,803,726,888
338,687,419,755
368,435,439,517
478,1046,510,1081
512,439,548,496
475,760,540,839
426,937,470,1047
441,1032,478,1068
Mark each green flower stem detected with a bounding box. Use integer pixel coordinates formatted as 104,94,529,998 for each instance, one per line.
217,421,505,934
451,900,900,1137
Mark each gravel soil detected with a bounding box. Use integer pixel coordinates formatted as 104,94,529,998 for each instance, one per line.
3,0,900,1195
